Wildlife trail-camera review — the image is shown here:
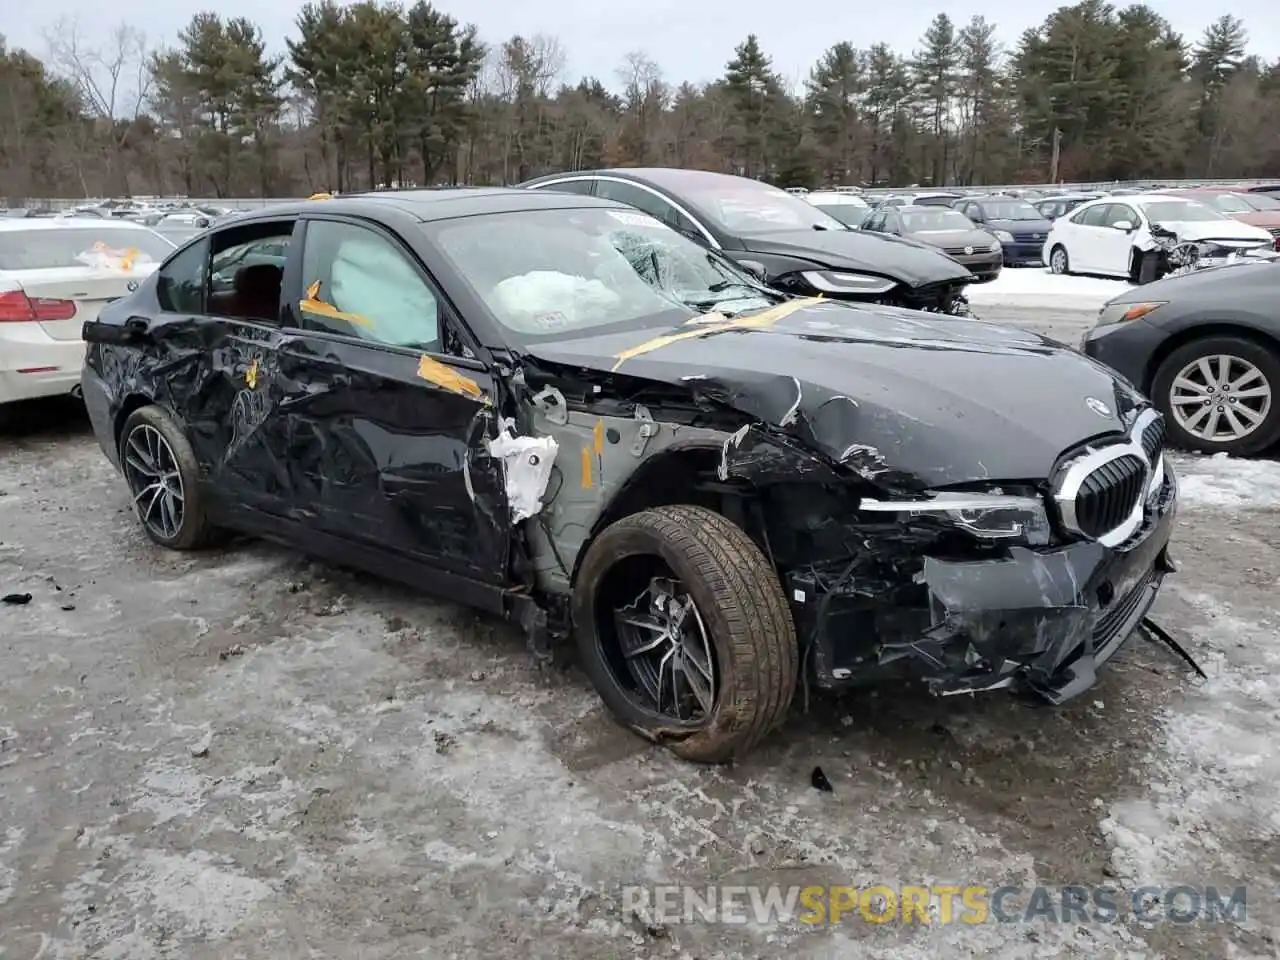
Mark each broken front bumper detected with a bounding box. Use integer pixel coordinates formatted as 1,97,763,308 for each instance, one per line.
788,469,1177,704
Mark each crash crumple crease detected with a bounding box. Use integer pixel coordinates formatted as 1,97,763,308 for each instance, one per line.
486,418,559,523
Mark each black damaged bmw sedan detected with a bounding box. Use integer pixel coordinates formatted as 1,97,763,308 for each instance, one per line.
80,188,1180,763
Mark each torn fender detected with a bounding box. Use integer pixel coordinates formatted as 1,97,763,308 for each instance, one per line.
487,418,559,523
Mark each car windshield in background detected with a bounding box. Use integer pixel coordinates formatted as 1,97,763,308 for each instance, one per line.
1241,193,1280,211
1200,193,1252,214
1142,200,1228,223
902,209,974,232
675,180,847,234
428,207,777,342
812,203,869,227
981,201,1042,220
0,227,174,270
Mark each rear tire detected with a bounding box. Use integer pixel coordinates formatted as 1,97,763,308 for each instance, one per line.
1049,245,1070,275
118,405,220,549
572,505,798,763
1151,335,1280,456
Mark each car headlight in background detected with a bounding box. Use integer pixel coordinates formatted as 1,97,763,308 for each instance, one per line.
988,239,1001,253
800,270,899,296
993,230,1014,243
1095,300,1166,327
858,491,1052,545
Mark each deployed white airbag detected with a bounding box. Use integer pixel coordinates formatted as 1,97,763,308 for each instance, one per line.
491,271,622,332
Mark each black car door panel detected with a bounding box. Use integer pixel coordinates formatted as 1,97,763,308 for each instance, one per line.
273,215,510,583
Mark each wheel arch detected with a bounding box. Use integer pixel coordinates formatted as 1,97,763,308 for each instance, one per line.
1143,323,1280,394
113,393,160,451
571,441,756,584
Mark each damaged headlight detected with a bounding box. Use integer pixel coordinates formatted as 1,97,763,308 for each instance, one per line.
800,270,899,296
859,491,1052,545
1095,300,1166,327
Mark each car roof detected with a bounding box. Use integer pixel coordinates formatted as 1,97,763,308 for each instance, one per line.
229,187,621,224
806,191,868,205
529,168,781,194
0,217,154,233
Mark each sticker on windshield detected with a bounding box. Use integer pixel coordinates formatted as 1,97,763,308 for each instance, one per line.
606,210,660,227
532,310,570,330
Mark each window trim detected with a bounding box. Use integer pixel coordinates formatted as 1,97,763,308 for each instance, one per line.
292,213,482,364
529,175,721,249
154,234,212,315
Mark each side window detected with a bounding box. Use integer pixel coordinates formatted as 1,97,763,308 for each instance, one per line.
537,178,594,196
204,222,293,323
299,220,442,353
1074,204,1109,227
156,238,209,313
1105,204,1136,228
595,180,670,222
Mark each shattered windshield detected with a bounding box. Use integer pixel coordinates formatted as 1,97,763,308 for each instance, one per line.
429,207,780,341
0,227,175,270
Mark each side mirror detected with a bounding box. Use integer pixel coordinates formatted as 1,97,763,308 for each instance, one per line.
737,259,768,282
1113,220,1135,232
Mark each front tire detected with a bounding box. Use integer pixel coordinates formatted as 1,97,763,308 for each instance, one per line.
1049,245,1070,275
572,505,798,763
1151,335,1280,456
118,405,219,549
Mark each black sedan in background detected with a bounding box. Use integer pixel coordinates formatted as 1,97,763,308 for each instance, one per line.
80,187,1179,762
521,168,976,314
1083,259,1280,456
861,204,1003,282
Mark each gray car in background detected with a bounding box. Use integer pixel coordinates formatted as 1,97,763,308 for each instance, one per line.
1082,259,1280,456
862,204,1003,282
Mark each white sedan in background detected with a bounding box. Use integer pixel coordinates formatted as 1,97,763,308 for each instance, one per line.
805,190,871,228
0,219,174,418
1043,194,1274,280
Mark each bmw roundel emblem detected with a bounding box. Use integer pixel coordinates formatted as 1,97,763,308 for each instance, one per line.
1085,397,1112,418
126,279,139,292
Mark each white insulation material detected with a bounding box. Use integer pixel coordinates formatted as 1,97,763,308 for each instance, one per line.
487,419,559,523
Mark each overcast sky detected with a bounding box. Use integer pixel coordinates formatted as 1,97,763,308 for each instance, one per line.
7,0,1278,92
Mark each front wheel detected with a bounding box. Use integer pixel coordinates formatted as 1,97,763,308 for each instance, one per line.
572,505,798,763
1151,336,1280,456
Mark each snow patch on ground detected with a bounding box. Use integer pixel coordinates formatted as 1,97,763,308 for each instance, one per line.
1101,589,1280,904
1171,452,1280,509
968,268,1134,310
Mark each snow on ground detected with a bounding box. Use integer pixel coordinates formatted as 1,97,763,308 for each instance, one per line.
968,267,1134,311
1172,452,1280,509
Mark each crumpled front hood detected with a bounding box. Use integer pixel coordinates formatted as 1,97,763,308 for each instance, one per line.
1155,218,1274,243
738,228,973,287
529,299,1139,489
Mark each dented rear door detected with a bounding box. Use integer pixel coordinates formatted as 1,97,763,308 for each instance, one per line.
271,215,510,584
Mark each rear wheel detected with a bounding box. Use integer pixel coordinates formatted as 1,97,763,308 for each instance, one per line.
1049,245,1070,275
118,405,219,549
1151,335,1280,456
572,505,798,763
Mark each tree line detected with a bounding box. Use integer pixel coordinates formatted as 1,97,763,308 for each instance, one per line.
2,0,1278,201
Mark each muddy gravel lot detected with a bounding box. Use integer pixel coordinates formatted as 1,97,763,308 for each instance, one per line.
2,305,1279,959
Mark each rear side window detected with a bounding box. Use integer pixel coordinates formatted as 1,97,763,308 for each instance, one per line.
537,179,595,196
157,237,210,313
1073,204,1109,227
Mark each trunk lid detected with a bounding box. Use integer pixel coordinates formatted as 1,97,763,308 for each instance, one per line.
9,264,157,340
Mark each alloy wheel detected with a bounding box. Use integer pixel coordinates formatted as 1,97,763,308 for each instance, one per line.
121,424,186,540
612,575,718,723
1050,248,1067,274
1169,354,1272,443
